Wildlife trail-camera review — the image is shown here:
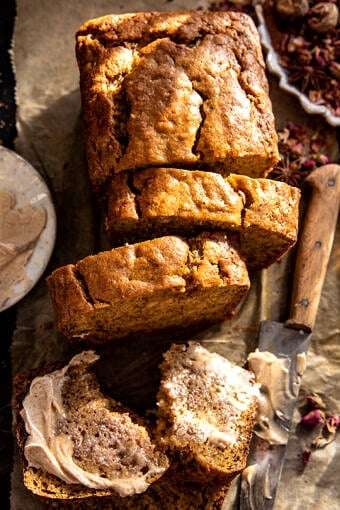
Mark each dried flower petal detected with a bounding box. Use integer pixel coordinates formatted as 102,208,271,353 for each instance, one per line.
301,159,316,171
330,62,340,79
268,122,334,188
315,154,331,165
300,409,325,426
325,415,340,434
303,448,312,464
208,1,255,17
312,434,336,449
286,122,307,138
306,393,327,410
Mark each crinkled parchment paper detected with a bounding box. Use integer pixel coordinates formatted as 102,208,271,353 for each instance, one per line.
10,0,339,508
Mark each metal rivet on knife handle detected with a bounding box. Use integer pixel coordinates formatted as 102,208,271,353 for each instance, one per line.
285,164,340,332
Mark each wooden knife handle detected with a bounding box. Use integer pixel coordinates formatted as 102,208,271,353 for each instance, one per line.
286,164,340,332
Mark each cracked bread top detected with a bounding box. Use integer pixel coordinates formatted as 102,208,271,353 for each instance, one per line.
46,232,250,344
76,10,279,197
105,168,300,270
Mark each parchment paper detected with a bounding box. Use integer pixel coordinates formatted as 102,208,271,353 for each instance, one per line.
10,1,339,508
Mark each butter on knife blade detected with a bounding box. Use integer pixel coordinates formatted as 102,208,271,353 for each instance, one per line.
239,164,340,510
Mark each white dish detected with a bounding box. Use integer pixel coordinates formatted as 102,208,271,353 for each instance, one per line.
0,146,57,312
256,5,340,127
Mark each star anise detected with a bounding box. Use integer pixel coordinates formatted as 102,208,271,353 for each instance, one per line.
268,122,332,189
286,63,329,93
269,154,313,187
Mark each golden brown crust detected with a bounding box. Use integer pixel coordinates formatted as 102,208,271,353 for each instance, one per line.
105,168,300,270
46,233,250,345
228,173,300,267
75,11,279,197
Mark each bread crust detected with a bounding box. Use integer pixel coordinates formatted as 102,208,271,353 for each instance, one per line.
105,168,300,270
75,10,279,197
46,233,250,345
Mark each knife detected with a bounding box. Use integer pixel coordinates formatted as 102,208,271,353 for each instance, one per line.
239,163,340,510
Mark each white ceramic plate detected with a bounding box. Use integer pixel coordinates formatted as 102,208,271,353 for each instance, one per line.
0,146,57,312
256,5,340,127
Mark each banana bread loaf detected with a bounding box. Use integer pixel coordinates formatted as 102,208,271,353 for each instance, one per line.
46,232,250,345
75,10,279,198
105,168,300,270
13,351,169,501
156,342,259,484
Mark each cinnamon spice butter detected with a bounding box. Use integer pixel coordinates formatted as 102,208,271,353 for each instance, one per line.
160,343,260,449
0,188,46,307
20,351,167,496
247,349,307,445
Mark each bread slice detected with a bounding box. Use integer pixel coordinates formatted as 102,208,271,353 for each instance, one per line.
42,477,231,509
156,342,259,484
105,168,300,270
75,10,279,198
15,346,254,509
46,232,250,345
13,351,169,501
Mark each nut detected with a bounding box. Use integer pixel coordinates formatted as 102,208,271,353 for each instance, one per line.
308,2,339,33
275,0,310,21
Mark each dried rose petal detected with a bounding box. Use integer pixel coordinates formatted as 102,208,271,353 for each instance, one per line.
269,121,335,188
301,159,316,171
310,139,323,153
300,409,325,426
314,154,330,165
325,415,340,434
308,89,325,104
312,434,336,449
303,448,312,464
290,142,305,155
286,122,307,138
330,62,340,79
306,393,327,410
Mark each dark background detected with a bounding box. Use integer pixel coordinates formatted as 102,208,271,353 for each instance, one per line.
0,0,17,506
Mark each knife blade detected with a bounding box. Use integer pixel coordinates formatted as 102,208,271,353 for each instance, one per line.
239,163,340,510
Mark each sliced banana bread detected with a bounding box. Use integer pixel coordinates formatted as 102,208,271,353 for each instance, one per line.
105,168,300,270
14,351,169,501
75,10,279,198
46,232,250,345
156,342,259,484
15,347,254,508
